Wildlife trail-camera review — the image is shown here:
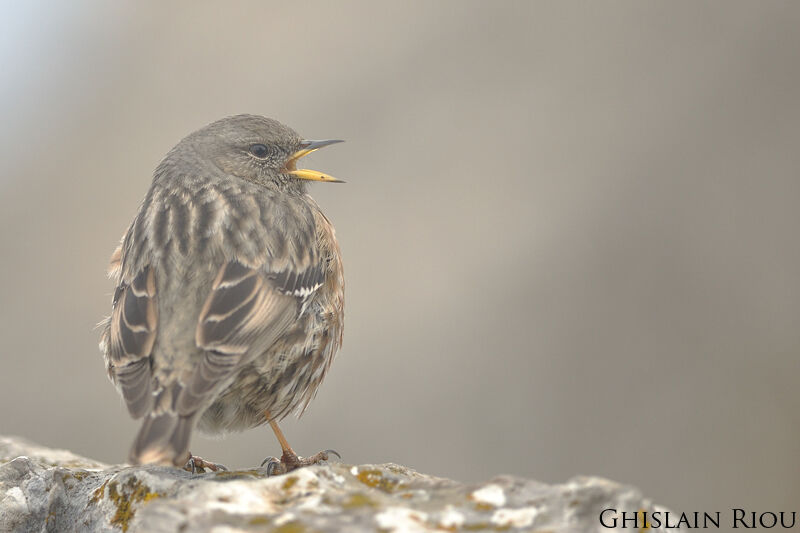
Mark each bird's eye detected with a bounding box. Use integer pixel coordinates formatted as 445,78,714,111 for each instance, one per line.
249,144,270,159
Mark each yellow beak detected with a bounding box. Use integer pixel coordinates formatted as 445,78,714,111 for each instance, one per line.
285,139,344,183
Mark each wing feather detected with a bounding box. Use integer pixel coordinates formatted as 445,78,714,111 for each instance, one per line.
108,265,158,418
177,260,323,415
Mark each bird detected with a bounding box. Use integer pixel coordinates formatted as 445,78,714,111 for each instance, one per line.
98,114,345,474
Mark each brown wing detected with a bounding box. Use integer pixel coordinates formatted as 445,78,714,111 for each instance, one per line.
175,260,323,414
108,265,158,418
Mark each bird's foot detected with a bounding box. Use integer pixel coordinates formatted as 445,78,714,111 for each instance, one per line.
183,453,228,474
260,448,340,476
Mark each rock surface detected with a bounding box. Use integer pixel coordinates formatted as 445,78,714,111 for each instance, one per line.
0,435,679,532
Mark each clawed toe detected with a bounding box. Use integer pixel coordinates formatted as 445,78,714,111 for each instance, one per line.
260,456,278,468
260,456,285,476
259,449,341,476
184,453,228,474
300,449,333,465
323,449,341,460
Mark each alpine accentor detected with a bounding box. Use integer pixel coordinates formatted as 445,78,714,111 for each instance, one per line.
99,114,344,474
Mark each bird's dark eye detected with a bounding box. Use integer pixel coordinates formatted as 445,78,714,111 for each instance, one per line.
249,144,270,159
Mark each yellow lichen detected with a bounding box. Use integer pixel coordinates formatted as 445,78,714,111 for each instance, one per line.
341,492,377,509
89,479,108,504
282,475,299,491
354,469,406,493
272,521,307,533
211,469,263,480
462,524,491,531
106,478,164,532
60,470,91,483
463,523,510,531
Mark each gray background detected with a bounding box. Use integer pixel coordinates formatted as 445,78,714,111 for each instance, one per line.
1,1,798,514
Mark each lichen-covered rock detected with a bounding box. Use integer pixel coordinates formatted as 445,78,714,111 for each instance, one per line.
0,435,680,532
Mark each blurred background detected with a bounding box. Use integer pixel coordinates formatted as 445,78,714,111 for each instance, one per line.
1,0,798,515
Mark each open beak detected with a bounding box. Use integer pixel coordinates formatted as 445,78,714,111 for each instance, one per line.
284,139,344,183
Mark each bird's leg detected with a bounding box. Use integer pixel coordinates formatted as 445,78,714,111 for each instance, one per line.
183,452,228,474
260,410,340,476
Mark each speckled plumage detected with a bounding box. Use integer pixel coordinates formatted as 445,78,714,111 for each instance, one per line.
99,115,344,467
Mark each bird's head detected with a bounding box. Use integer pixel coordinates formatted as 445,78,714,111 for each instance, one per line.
174,114,343,191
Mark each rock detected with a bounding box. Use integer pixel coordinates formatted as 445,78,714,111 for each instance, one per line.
0,435,680,532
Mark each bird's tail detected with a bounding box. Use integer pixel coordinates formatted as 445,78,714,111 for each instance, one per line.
129,412,195,467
